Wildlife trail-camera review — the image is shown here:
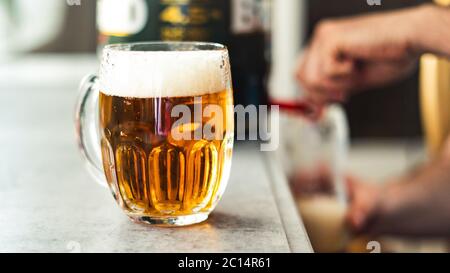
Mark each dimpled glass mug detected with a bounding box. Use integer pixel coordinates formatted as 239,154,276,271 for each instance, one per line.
75,42,234,226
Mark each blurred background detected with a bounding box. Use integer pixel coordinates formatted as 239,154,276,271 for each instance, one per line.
1,0,448,253
0,0,427,138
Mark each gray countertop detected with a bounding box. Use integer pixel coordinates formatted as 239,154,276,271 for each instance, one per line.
0,55,312,253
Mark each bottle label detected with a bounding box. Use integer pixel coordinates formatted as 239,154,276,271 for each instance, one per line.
159,0,226,41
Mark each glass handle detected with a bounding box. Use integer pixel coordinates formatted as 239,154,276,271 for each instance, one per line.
320,105,349,205
75,74,107,187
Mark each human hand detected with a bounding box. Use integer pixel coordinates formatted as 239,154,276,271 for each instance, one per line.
346,175,383,233
296,6,425,105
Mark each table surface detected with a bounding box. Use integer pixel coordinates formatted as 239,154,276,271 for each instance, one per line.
0,55,312,253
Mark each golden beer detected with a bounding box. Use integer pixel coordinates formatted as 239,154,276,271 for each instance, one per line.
99,90,233,219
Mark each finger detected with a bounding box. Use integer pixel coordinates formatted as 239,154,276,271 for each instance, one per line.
297,56,329,104
325,58,354,78
347,203,367,232
295,47,311,86
302,88,329,105
298,45,355,100
302,84,347,105
322,46,355,77
345,175,373,231
347,207,364,232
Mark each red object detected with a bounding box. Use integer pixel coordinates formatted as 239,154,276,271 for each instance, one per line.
270,98,324,121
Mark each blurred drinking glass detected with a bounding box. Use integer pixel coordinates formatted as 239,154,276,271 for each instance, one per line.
280,104,350,252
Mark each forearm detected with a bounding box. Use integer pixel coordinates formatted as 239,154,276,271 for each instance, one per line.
411,4,450,58
371,160,450,237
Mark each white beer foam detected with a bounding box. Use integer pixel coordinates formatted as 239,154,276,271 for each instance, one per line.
99,48,229,98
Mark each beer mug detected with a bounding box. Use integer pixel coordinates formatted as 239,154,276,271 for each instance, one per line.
75,42,234,226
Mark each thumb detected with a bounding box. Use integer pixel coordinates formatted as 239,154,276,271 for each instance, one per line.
345,175,377,232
